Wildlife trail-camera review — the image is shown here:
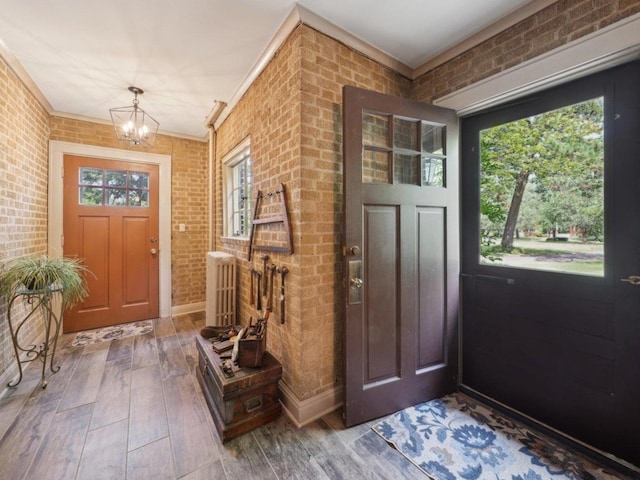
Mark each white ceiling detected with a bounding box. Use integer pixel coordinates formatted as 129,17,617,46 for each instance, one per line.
0,0,538,139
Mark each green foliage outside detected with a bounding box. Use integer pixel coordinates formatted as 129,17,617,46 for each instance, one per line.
480,97,604,266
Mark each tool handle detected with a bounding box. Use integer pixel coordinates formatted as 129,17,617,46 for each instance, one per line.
256,272,262,310
267,264,276,312
280,287,285,324
249,269,255,307
278,266,288,324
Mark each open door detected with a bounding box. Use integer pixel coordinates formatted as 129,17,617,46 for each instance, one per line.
343,86,459,426
460,61,640,466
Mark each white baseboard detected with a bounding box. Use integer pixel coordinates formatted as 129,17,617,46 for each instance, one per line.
279,381,343,427
171,302,205,317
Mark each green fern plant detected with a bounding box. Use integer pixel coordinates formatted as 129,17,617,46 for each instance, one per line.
0,255,93,308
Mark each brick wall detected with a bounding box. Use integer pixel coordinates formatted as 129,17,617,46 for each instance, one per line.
169,137,210,305
49,118,209,307
413,0,640,103
214,24,411,401
0,56,50,380
297,26,411,398
214,25,303,393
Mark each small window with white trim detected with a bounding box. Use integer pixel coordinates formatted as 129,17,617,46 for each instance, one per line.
223,138,252,238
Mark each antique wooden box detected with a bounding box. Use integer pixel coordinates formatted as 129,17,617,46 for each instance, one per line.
195,335,282,442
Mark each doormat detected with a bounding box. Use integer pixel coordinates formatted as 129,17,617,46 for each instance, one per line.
372,393,630,480
71,320,153,347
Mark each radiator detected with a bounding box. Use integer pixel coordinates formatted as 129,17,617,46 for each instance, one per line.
206,252,237,326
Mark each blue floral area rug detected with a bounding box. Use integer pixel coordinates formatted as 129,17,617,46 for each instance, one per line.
71,320,153,347
372,393,629,480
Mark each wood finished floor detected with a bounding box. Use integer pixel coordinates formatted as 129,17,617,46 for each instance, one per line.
0,312,426,480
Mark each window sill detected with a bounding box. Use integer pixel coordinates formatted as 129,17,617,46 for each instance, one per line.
221,236,250,246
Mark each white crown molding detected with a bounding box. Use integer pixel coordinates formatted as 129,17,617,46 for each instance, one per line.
4,41,205,145
296,4,413,79
279,380,343,427
435,11,640,115
1,41,203,142
213,5,302,130
413,0,557,78
0,41,53,113
212,2,560,130
51,111,207,143
213,4,414,131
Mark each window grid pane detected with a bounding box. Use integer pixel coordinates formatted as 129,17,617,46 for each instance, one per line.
228,154,252,237
80,167,103,186
78,168,149,207
361,116,447,187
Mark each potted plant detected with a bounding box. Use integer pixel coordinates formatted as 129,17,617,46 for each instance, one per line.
0,254,92,308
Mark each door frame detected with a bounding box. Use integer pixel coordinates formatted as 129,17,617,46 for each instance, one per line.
48,140,172,318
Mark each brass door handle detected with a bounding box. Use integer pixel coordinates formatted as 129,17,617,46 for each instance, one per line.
150,248,158,255
350,277,363,289
620,275,640,285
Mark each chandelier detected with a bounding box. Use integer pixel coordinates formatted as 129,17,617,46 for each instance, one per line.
109,86,159,147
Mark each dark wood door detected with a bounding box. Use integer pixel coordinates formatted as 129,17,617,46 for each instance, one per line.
343,86,459,426
461,61,640,465
63,155,159,333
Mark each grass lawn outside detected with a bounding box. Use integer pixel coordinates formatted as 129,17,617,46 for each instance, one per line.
481,237,604,276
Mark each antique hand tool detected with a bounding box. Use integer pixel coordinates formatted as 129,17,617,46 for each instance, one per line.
248,267,255,307
276,266,288,324
247,316,255,335
255,270,262,311
254,317,266,339
261,254,270,295
264,263,277,322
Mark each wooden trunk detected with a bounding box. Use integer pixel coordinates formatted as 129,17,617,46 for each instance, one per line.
195,335,282,442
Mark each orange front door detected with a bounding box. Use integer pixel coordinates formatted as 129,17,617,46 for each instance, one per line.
63,155,159,333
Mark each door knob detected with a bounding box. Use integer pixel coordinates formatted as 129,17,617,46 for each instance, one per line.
150,248,158,255
620,275,640,285
350,277,363,289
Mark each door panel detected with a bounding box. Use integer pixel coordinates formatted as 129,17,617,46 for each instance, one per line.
63,155,159,332
343,86,459,426
79,216,110,310
123,216,150,304
461,61,640,465
364,205,399,384
417,207,446,368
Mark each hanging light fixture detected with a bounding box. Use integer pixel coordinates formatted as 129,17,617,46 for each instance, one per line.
109,86,159,147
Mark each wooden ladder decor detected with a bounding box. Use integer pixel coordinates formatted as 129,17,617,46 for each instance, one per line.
247,183,293,261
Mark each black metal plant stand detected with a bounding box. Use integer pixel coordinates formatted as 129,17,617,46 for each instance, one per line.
6,286,64,389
